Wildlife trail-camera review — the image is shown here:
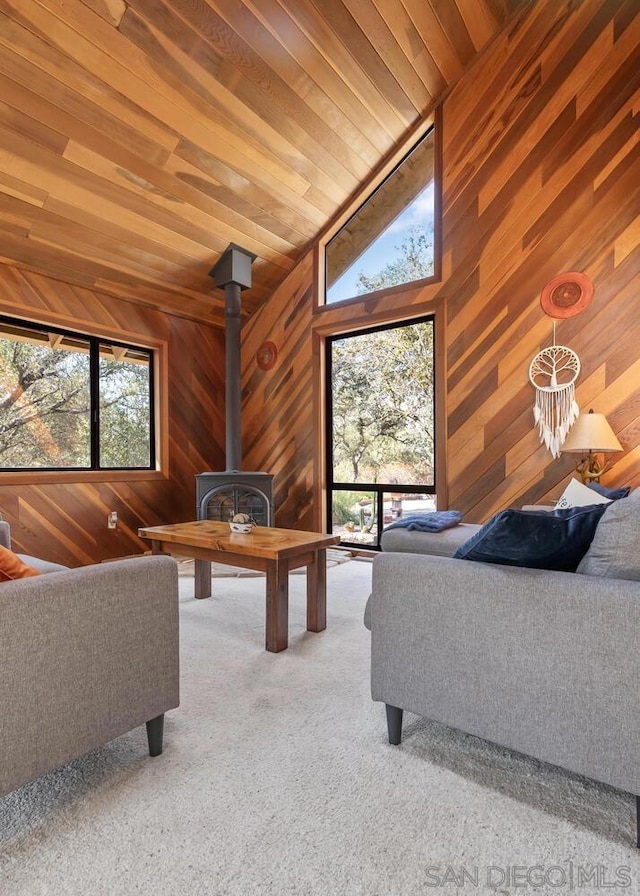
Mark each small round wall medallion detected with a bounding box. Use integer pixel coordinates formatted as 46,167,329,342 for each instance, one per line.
540,272,593,319
256,341,277,370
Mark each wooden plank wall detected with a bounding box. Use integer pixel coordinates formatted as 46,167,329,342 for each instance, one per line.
0,264,226,564
242,253,317,530
242,0,640,527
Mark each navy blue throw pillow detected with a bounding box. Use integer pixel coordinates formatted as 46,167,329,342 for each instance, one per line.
453,505,608,572
588,482,630,501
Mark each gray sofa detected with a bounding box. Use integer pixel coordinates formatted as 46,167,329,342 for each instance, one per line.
379,521,480,556
368,491,640,845
0,521,180,798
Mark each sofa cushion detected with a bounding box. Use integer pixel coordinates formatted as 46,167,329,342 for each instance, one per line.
453,505,608,572
380,523,480,557
0,520,11,550
587,482,631,501
577,488,640,580
18,554,69,574
0,545,41,581
363,594,372,630
521,504,555,512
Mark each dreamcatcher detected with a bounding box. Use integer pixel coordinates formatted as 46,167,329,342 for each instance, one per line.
528,272,592,458
529,337,580,458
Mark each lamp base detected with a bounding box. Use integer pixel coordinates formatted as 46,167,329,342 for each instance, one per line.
576,451,606,484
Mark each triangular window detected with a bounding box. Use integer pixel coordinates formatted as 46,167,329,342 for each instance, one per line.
325,126,438,304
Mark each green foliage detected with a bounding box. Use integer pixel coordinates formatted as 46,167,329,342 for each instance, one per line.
0,333,151,469
331,321,435,487
99,359,151,468
331,226,436,492
0,338,91,467
358,495,376,533
356,226,434,295
331,491,360,525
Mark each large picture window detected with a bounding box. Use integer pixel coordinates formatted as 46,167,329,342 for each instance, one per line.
326,316,436,549
0,317,155,471
325,126,437,304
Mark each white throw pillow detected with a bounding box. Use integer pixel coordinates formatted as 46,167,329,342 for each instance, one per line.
555,478,612,510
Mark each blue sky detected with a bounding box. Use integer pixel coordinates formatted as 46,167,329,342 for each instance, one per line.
327,181,435,304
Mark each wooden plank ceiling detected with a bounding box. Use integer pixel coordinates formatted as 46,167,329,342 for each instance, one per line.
0,0,525,326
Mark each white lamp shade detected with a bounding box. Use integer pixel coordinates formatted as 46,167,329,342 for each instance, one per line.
561,411,622,454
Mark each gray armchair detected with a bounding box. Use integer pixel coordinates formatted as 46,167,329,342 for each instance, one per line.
368,550,640,846
0,521,180,798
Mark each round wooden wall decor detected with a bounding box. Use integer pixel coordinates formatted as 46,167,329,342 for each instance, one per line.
540,272,593,319
256,341,277,370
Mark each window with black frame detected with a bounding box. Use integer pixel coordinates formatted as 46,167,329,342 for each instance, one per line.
0,317,155,471
326,316,436,549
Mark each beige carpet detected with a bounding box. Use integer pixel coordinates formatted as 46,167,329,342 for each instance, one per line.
1,558,639,895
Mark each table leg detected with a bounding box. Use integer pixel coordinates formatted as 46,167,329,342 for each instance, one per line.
265,558,289,652
306,548,327,633
195,559,212,599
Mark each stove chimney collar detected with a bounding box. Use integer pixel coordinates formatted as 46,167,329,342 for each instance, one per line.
210,244,256,291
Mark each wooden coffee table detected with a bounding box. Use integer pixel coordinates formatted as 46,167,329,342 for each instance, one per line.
138,520,340,652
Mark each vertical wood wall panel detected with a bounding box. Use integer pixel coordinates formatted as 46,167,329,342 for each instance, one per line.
0,265,225,563
242,0,640,527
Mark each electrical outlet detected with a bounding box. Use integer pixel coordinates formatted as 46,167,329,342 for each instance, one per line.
108,511,118,529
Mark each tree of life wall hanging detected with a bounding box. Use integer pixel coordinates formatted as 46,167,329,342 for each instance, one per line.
528,272,593,458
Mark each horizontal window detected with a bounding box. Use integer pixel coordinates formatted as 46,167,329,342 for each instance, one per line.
329,487,437,549
0,317,155,472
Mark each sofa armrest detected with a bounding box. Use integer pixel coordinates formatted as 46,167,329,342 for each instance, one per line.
0,555,179,797
370,552,640,794
0,520,11,549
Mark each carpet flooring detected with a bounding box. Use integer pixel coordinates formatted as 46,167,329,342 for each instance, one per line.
1,559,639,895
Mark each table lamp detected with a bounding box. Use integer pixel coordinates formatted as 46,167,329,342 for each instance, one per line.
561,409,622,483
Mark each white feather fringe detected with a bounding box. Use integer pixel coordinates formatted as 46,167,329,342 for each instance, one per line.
532,384,579,458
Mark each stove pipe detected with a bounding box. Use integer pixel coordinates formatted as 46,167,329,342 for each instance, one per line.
209,245,255,472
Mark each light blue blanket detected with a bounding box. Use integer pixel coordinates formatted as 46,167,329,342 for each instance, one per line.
383,510,463,533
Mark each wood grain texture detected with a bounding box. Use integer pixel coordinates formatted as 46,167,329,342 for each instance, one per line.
0,0,522,320
0,264,226,564
242,253,318,529
139,520,337,651
2,0,636,562
138,519,339,560
242,0,640,526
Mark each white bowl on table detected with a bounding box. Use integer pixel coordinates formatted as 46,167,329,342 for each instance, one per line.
229,521,255,534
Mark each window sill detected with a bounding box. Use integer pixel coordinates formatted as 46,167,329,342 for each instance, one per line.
0,469,168,485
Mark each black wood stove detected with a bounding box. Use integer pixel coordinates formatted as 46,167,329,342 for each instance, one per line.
196,245,274,526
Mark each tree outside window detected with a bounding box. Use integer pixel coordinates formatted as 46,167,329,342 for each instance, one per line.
325,127,437,304
99,347,152,469
328,317,435,548
0,319,154,471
